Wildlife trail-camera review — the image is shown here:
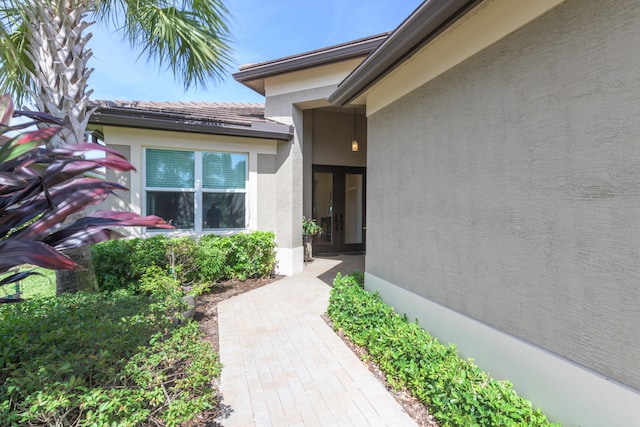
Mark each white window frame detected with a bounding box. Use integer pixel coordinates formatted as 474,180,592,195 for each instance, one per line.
143,148,248,233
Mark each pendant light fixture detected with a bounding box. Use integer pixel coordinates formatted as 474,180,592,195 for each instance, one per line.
351,108,359,152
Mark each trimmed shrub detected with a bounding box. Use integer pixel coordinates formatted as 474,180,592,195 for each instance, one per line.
196,235,227,283
219,231,277,281
92,231,277,293
90,239,135,292
328,273,559,427
166,236,200,285
129,235,170,280
91,235,170,293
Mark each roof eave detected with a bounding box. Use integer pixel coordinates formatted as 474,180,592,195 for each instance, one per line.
328,0,481,107
89,111,294,141
233,33,389,92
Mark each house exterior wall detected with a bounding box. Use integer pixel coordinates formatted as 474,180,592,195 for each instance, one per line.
365,0,640,424
257,154,277,232
102,144,131,211
312,109,366,168
265,58,363,99
100,126,278,239
264,85,343,274
363,0,566,114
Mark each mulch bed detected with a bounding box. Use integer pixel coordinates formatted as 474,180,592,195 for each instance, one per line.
186,276,438,426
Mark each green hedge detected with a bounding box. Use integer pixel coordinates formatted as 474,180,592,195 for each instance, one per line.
92,231,277,293
0,291,220,426
327,273,559,427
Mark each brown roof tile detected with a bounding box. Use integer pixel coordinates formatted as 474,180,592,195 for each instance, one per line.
88,100,293,140
89,100,269,127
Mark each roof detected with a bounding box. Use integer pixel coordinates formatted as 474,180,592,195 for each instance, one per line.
233,33,389,95
88,100,293,140
328,0,481,106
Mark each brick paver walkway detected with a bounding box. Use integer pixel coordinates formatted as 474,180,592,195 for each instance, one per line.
216,254,417,426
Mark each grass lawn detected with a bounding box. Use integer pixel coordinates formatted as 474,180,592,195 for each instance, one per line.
1,267,56,300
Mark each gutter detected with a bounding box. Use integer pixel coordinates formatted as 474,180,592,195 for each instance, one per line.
233,33,388,84
89,110,294,141
328,0,480,107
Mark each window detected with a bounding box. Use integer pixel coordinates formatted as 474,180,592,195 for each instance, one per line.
145,148,247,231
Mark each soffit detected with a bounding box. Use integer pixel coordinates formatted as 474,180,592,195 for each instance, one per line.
233,33,388,96
264,58,364,99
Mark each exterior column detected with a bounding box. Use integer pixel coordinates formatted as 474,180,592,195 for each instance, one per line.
270,107,304,275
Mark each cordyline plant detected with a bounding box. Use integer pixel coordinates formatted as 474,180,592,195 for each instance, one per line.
0,93,172,292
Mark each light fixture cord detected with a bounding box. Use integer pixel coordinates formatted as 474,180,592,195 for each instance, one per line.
353,108,357,140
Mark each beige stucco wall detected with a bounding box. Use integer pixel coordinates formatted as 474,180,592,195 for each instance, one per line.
102,144,131,211
367,0,640,396
257,153,277,232
264,85,341,274
312,109,367,168
261,58,372,273
363,0,566,113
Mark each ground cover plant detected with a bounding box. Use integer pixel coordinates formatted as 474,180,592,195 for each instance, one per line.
1,232,278,426
0,290,220,426
327,272,559,427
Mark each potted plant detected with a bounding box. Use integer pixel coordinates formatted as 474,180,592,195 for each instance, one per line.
302,216,323,262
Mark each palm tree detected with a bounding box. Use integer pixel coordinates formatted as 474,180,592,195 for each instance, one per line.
0,0,232,293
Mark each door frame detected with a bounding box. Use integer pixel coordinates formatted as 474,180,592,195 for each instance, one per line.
312,164,366,254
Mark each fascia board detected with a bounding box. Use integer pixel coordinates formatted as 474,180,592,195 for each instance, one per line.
89,112,293,141
328,0,480,107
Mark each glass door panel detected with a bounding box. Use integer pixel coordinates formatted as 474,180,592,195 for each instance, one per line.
313,172,333,246
345,174,363,244
312,166,365,254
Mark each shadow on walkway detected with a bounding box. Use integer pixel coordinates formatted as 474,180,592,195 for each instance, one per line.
311,254,365,286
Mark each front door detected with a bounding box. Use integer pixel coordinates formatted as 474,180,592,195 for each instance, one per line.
312,165,366,254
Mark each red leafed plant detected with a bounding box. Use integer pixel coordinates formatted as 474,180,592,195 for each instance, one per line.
0,94,173,289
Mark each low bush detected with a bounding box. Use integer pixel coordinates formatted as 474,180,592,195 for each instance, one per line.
130,234,170,281
0,290,220,426
90,235,170,293
327,273,559,427
196,235,227,283
92,231,277,294
89,239,135,292
200,231,277,281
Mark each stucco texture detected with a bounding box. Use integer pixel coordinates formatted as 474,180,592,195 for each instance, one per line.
367,0,640,390
312,109,367,168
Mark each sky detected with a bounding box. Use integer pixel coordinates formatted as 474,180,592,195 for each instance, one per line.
87,0,424,104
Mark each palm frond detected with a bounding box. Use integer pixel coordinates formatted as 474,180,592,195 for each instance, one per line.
100,0,232,90
0,7,34,107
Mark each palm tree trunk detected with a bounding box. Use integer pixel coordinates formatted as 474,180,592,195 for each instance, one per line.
56,247,99,294
24,0,98,294
23,0,94,146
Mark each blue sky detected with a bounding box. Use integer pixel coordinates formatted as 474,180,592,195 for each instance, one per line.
88,0,424,104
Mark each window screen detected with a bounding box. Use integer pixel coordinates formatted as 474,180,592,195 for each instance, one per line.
202,152,247,189
146,149,194,188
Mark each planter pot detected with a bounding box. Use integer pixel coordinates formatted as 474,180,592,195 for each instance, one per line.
303,234,313,262
171,295,198,324
181,295,197,319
